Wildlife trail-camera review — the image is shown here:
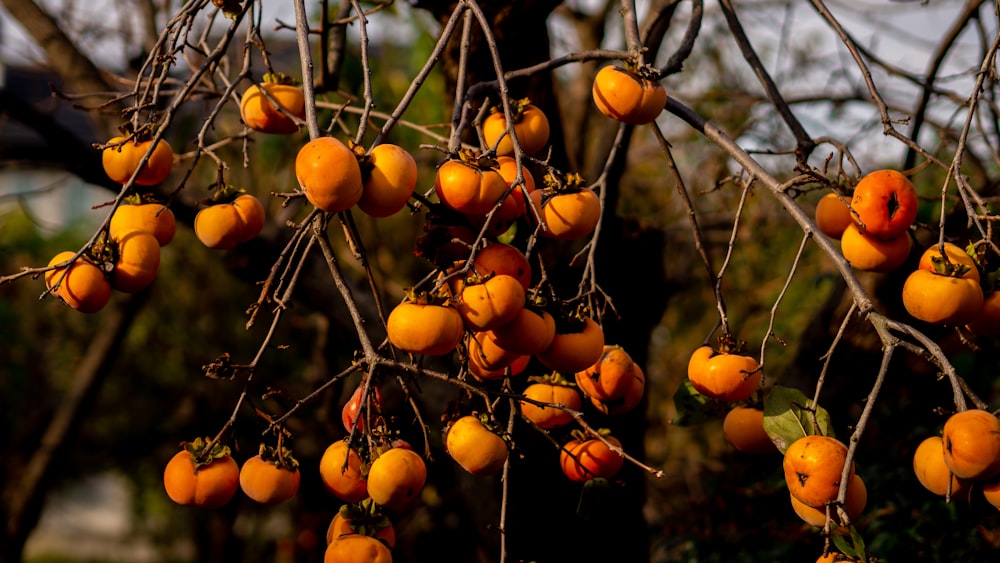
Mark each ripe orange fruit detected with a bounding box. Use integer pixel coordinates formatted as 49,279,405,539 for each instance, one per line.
850,169,919,240
444,415,509,476
783,435,855,508
902,268,984,326
942,409,1000,481
239,453,300,505
109,201,176,246
590,363,646,416
434,157,507,216
358,143,418,217
536,316,605,374
814,193,853,239
912,435,967,497
324,533,392,563
110,229,161,293
386,300,465,356
239,76,305,134
318,440,368,504
45,251,112,314
492,155,536,223
469,241,532,291
487,306,555,356
530,188,602,241
102,135,175,186
367,447,426,510
193,194,265,250
295,137,364,213
559,435,624,482
453,273,526,331
520,382,581,429
591,64,667,125
840,222,912,273
467,331,522,378
687,346,760,403
482,100,550,156
162,443,240,509
723,406,777,455
575,345,636,402
790,472,867,527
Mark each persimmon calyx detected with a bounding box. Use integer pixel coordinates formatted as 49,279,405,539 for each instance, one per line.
182,436,232,469
453,148,500,171
258,443,300,471
489,97,533,121
716,333,747,355
527,372,575,386
261,71,297,85
402,285,452,307
542,170,587,192
929,255,974,278
206,182,246,204
339,500,393,536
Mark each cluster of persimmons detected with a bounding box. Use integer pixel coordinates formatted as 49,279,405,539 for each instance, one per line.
814,169,999,337
677,168,1000,563
685,337,867,562
35,58,672,563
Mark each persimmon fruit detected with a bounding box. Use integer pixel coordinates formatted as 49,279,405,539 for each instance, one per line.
840,223,911,273
386,300,465,356
790,473,867,527
239,77,305,134
102,135,174,186
723,406,778,455
942,409,1000,481
45,251,112,314
687,345,760,403
783,435,855,508
814,193,853,239
520,382,581,429
319,440,368,504
591,65,666,125
445,415,509,476
162,445,240,509
536,316,605,374
575,344,636,402
912,435,967,497
324,534,393,563
296,137,364,213
358,143,418,218
109,201,176,246
530,188,601,241
850,169,919,240
482,101,550,156
239,453,300,505
434,157,507,216
902,268,983,326
367,447,426,510
559,435,624,482
111,229,161,293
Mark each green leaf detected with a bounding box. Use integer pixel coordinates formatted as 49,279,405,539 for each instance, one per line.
832,533,855,558
848,524,869,563
762,385,834,453
670,380,726,426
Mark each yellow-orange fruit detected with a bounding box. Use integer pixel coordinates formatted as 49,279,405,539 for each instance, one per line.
723,406,778,455
942,409,1000,481
783,435,855,508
